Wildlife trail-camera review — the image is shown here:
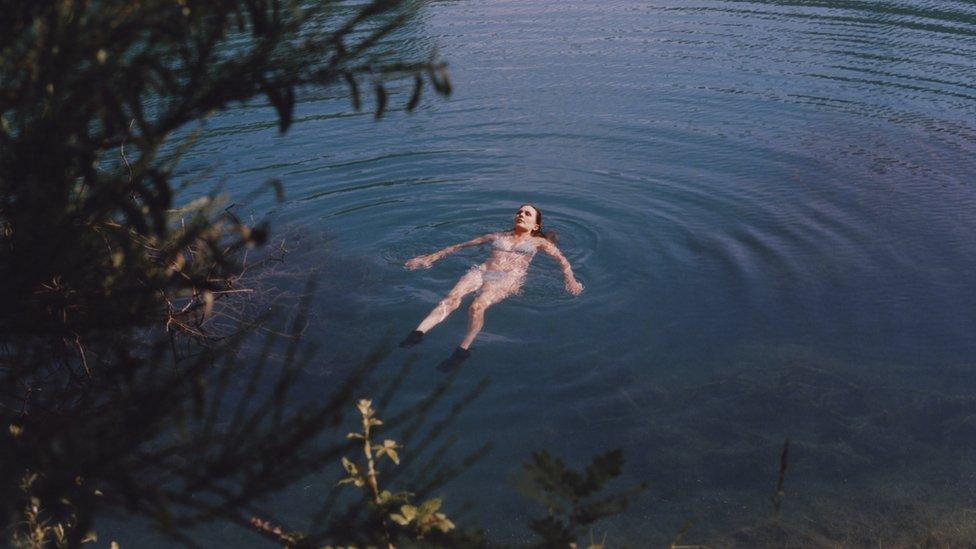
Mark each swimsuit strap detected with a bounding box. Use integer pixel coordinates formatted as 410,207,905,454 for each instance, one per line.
492,236,537,257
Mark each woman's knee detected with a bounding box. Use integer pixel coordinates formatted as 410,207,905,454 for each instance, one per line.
439,295,460,311
469,299,488,314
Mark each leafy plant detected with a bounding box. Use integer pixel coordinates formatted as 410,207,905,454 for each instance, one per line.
520,449,647,548
1,0,450,544
250,398,464,548
9,473,93,549
340,399,457,544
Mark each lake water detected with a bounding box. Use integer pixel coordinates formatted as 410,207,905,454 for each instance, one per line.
132,0,976,545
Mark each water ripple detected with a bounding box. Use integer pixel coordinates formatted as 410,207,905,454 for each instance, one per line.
172,2,976,536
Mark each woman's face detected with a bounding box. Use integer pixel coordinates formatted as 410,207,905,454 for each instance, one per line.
514,205,539,233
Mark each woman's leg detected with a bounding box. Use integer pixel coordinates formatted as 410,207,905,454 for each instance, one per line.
459,277,520,350
415,268,483,333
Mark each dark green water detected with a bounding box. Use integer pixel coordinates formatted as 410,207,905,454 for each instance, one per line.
118,0,976,545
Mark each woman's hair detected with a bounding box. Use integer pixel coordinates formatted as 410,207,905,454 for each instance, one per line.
524,204,558,243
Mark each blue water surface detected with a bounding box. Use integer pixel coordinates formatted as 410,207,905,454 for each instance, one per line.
113,0,976,545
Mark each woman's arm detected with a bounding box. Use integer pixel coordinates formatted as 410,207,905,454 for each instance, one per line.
405,233,500,270
540,240,584,295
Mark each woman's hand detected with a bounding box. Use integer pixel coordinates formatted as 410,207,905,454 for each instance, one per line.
565,279,584,296
405,254,435,270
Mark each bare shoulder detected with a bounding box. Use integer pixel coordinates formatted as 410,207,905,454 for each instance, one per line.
474,231,504,243
536,236,558,252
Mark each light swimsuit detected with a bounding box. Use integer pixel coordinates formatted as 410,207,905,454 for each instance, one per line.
473,265,512,284
491,237,538,258
468,237,537,287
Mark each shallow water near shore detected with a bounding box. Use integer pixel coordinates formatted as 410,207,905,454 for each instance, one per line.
113,0,976,545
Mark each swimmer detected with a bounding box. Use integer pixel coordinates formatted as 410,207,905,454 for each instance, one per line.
401,204,584,370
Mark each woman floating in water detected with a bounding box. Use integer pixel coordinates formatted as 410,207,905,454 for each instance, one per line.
401,204,584,369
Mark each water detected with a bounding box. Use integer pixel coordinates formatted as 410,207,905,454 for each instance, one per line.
137,0,976,545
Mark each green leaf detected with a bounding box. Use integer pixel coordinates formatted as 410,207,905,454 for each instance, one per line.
356,399,372,416
374,439,400,464
336,476,364,488
418,498,441,516
433,512,455,533
399,504,417,521
341,456,358,476
389,513,411,526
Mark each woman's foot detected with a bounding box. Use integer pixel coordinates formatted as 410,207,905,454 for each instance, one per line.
399,330,425,348
436,347,471,372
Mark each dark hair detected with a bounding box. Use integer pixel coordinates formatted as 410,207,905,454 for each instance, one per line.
523,204,558,243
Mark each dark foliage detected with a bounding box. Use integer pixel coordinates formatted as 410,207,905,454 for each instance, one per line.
520,449,646,548
0,0,449,544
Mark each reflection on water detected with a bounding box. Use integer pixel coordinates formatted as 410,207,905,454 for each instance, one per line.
156,0,976,544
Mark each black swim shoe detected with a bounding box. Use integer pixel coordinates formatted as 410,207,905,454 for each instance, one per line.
436,347,471,372
399,330,425,348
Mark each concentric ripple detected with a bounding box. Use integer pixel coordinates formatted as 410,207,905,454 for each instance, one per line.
147,0,976,544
